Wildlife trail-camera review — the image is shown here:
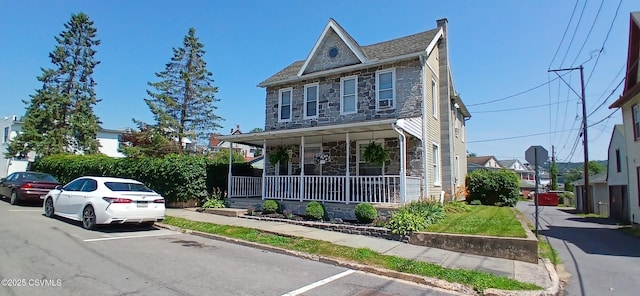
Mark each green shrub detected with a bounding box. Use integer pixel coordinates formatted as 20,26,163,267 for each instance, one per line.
470,199,482,205
404,200,445,224
354,203,377,224
202,198,226,209
386,208,428,235
466,169,520,207
306,201,324,220
444,200,470,213
262,200,279,214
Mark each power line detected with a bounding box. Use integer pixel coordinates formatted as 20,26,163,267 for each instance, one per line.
570,0,605,66
468,128,578,144
471,100,572,113
588,109,618,127
585,0,623,87
587,76,625,117
467,73,570,107
559,0,588,67
549,0,580,68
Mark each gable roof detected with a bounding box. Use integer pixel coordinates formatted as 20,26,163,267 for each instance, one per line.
259,20,442,87
467,156,500,167
297,18,368,76
498,159,517,168
610,12,640,108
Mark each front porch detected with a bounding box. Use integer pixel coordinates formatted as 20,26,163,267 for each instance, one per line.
220,119,432,205
229,175,421,204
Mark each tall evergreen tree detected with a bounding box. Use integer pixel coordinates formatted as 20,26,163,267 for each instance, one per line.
7,13,101,158
142,28,223,152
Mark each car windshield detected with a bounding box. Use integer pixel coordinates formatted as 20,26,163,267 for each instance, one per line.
23,173,58,182
104,182,154,192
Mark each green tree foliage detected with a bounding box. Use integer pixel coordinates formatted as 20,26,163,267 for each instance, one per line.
141,28,223,153
118,123,181,158
7,13,101,158
210,149,245,164
466,169,520,207
550,161,558,190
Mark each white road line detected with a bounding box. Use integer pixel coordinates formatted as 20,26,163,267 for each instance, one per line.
83,232,179,242
9,209,42,212
280,269,355,296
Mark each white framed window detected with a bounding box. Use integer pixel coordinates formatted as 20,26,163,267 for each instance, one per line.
279,88,293,122
341,76,357,114
634,105,640,140
304,83,319,119
376,69,395,110
432,143,441,186
431,79,438,118
2,127,8,143
356,140,384,176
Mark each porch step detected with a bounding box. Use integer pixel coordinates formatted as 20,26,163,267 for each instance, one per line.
202,208,248,217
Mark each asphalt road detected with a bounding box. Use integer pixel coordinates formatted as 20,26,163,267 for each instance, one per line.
0,199,457,296
517,201,640,296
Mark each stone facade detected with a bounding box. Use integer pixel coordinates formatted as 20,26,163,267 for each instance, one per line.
264,59,423,131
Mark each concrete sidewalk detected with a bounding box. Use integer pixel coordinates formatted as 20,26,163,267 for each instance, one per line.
164,208,558,294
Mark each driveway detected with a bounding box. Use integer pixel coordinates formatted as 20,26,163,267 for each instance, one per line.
516,201,640,296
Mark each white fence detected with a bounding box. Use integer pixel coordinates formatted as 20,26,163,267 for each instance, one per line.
233,175,421,204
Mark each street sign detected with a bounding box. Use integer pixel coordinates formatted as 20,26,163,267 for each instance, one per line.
525,146,548,165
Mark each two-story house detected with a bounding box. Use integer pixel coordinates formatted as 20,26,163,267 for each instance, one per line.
609,11,640,225
1,115,126,178
219,18,470,204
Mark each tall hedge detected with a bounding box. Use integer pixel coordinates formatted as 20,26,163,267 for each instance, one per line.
466,169,520,207
33,154,212,203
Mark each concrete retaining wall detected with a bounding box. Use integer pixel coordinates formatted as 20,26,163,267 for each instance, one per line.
409,210,539,263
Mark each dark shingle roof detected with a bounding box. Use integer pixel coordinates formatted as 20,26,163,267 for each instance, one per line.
259,26,440,87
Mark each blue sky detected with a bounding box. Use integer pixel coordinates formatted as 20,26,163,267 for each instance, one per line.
1,0,637,163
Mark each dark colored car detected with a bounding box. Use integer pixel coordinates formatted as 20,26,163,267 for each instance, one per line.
0,172,61,205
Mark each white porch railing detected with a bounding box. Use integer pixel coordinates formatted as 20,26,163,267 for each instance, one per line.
234,175,421,204
229,176,262,197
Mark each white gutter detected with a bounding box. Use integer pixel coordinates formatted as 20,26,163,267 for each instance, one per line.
391,123,407,203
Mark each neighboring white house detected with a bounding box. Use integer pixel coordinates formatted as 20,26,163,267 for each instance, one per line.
607,124,629,221
1,115,126,178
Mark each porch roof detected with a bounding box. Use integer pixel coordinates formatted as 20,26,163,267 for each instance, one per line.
218,119,401,146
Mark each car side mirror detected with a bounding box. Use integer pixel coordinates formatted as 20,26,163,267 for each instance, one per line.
55,185,63,190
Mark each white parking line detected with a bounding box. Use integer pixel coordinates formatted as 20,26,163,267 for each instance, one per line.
9,209,42,212
280,269,355,296
84,232,179,242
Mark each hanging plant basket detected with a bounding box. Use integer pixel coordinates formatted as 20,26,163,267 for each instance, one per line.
313,153,330,164
269,146,290,165
362,142,389,166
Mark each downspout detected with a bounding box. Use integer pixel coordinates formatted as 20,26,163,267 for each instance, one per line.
419,54,429,199
392,123,406,203
227,141,233,198
262,140,266,200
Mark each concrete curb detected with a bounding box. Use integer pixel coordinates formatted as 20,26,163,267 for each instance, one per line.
156,222,477,295
157,222,560,295
483,259,561,296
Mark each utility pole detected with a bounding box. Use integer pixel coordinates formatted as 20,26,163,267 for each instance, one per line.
548,66,589,213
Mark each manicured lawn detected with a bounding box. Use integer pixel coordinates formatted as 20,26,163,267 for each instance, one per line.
425,205,527,238
163,216,540,293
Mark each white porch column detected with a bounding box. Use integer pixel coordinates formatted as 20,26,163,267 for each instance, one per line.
262,140,266,200
227,142,233,198
300,136,305,202
345,132,350,204
392,123,406,203
420,55,429,199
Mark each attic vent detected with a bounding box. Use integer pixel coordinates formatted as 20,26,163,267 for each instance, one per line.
329,47,338,58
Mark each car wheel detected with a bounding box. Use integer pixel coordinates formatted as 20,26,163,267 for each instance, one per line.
10,191,19,205
141,221,155,228
44,198,55,217
82,205,97,230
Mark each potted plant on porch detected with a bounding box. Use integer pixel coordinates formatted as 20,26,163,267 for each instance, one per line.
269,146,290,165
362,141,389,166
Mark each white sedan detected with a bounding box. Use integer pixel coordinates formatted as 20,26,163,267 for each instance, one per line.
43,176,166,230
